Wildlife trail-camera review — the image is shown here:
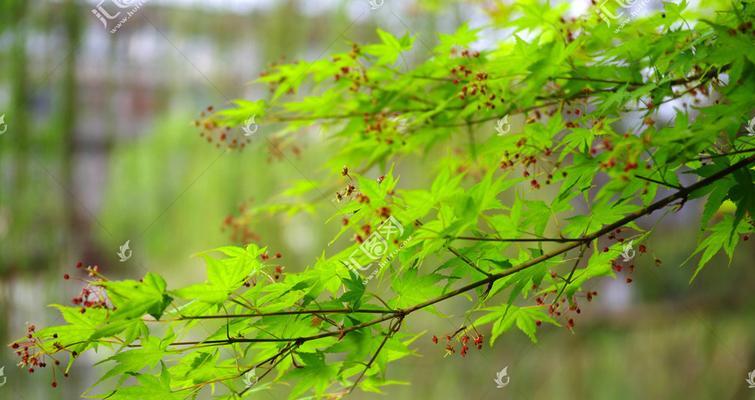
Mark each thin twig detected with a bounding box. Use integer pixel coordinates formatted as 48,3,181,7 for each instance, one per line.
634,175,683,190
451,236,586,243
239,343,299,396
695,147,755,161
173,308,397,321
447,246,492,277
551,244,589,306
348,317,404,394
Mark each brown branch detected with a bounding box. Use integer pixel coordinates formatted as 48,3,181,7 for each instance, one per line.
696,147,755,161
451,236,586,243
348,317,403,394
551,75,645,86
118,154,754,354
258,65,727,133
634,175,683,190
551,244,589,306
172,343,296,394
174,308,397,321
132,312,402,348
238,343,299,396
397,154,755,317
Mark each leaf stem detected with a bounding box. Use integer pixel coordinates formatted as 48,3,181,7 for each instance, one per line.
451,236,586,243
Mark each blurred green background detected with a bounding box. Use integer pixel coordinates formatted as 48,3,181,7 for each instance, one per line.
0,0,753,399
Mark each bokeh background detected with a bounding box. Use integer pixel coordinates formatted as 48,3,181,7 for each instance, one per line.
0,0,753,399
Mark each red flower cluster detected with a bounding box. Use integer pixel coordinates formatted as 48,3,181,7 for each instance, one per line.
431,331,484,358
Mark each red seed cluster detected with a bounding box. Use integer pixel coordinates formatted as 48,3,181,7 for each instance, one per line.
432,331,485,358
498,143,563,190
221,199,261,244
557,14,580,43
194,106,251,151
71,285,111,312
451,63,500,111
10,323,69,388
360,112,410,146
531,281,602,332
244,252,285,287
273,265,284,281
65,262,113,312
332,59,369,93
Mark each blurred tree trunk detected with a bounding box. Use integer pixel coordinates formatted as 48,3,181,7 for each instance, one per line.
0,0,30,351
5,0,30,269
61,0,83,252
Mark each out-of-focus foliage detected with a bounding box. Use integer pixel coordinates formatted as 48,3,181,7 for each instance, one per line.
10,1,754,399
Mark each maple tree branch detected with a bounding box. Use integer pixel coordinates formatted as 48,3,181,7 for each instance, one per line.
634,175,683,190
118,154,754,354
348,316,403,394
552,244,589,306
451,236,586,243
398,154,755,317
239,343,299,396
172,308,397,321
696,147,755,161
